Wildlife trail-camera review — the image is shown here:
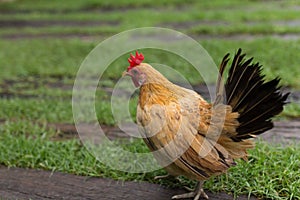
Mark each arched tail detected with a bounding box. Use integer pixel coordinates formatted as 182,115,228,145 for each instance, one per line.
217,48,289,142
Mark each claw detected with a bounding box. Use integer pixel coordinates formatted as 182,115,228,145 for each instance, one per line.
172,191,194,199
183,186,194,192
154,174,171,180
172,181,208,200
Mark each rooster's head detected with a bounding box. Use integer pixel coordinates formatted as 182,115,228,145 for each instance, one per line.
123,51,170,88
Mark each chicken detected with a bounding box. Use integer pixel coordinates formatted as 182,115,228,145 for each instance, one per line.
123,50,289,200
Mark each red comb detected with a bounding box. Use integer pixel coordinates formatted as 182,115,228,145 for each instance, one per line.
127,51,144,71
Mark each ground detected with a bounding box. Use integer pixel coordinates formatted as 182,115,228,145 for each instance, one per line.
0,166,256,200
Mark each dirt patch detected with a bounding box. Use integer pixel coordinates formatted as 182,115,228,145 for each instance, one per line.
4,32,300,41
159,20,229,30
0,166,256,200
0,6,144,15
3,31,300,41
246,20,300,27
1,76,73,90
162,20,300,30
132,29,300,42
49,123,131,141
193,33,300,41
0,91,39,99
1,32,107,40
48,123,79,140
0,19,119,28
0,76,74,99
261,120,300,144
0,6,134,15
0,4,185,15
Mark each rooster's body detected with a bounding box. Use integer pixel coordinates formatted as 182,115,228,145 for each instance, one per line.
124,49,289,200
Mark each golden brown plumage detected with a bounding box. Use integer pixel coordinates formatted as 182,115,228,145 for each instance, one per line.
124,49,289,200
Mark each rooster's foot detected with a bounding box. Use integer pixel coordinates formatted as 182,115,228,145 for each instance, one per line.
172,181,208,200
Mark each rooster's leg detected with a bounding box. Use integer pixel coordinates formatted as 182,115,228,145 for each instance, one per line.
172,181,208,200
154,174,180,182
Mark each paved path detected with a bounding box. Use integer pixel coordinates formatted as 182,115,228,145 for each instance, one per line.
0,166,256,200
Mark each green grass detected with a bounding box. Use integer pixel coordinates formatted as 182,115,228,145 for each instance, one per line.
0,0,199,11
0,97,116,125
0,0,300,199
282,103,300,119
0,127,299,199
0,39,93,80
1,38,300,87
206,142,300,199
1,0,300,37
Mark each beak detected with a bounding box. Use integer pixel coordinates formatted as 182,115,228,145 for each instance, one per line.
122,71,128,77
122,71,132,77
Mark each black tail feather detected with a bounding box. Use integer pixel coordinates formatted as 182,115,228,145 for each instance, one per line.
217,48,289,141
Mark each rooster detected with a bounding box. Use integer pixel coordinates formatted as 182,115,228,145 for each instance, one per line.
123,49,289,200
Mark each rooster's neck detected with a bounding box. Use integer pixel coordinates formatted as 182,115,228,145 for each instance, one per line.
138,83,178,109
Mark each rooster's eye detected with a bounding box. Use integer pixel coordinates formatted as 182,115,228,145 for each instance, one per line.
132,69,138,75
